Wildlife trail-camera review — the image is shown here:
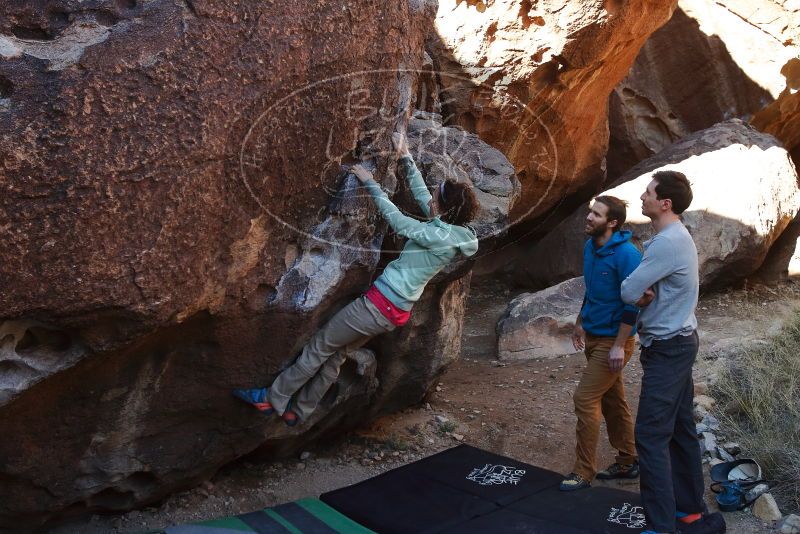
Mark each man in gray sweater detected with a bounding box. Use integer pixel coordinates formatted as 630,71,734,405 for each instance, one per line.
620,171,714,534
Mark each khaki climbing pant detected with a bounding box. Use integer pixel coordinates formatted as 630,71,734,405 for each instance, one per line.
572,334,637,480
268,296,396,421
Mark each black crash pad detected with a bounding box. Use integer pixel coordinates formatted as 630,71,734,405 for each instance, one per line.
322,445,643,533
406,443,564,505
436,507,588,534
509,484,646,533
320,465,499,534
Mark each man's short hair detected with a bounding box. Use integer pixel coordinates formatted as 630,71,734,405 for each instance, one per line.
594,195,628,231
652,170,693,214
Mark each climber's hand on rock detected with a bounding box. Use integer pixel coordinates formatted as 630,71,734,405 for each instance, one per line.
352,164,373,184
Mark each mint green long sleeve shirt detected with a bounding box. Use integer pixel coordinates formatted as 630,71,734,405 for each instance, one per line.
362,156,478,310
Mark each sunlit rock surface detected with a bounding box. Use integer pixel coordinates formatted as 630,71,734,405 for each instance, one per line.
608,0,800,177
610,119,800,288
427,0,678,226
753,57,800,167
515,120,800,289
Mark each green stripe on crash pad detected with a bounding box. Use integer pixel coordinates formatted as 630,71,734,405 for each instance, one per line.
295,499,375,534
160,498,374,534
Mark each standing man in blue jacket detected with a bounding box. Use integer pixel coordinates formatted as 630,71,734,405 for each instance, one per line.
560,196,642,491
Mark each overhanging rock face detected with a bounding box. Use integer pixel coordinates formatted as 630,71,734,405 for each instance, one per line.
0,0,441,528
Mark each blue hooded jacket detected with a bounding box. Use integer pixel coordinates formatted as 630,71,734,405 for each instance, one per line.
581,230,641,337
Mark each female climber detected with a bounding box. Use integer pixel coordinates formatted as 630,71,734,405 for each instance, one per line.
233,132,480,426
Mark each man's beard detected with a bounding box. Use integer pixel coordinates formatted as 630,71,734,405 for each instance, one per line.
586,223,607,238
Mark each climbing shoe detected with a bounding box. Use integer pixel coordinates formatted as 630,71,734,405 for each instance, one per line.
559,472,590,491
282,409,299,427
596,461,640,480
232,387,275,415
677,512,726,534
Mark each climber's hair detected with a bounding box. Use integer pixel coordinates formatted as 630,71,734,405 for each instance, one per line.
652,170,693,215
438,180,480,226
593,195,628,231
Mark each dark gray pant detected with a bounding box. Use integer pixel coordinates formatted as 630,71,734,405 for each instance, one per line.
635,331,705,533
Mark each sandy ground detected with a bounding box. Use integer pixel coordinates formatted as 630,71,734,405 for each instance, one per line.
47,277,799,534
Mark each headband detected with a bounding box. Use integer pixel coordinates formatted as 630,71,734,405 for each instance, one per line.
439,181,446,203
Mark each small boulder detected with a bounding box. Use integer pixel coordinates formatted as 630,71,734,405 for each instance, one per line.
496,277,585,360
694,395,716,412
780,514,800,534
701,413,721,431
721,442,741,456
694,404,709,421
694,381,709,396
716,447,735,462
752,493,782,522
701,432,718,455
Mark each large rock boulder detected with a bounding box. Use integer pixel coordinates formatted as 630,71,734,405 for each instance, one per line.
608,0,800,178
611,120,800,287
497,277,584,360
0,0,520,528
514,120,800,289
427,0,678,227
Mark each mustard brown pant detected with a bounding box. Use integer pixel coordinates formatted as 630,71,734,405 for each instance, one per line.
267,296,396,421
572,334,637,481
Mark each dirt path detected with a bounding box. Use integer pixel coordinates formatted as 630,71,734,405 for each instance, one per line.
48,279,799,533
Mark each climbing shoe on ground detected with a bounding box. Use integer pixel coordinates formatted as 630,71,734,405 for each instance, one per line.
232,387,275,415
559,473,590,491
677,512,726,534
677,511,703,524
596,461,640,480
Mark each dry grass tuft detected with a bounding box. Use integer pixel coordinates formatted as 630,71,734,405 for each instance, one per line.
713,310,800,513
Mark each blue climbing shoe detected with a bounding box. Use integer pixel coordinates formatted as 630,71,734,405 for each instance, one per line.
282,400,299,427
232,387,275,415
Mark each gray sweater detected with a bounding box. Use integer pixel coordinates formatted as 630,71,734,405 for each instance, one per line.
620,221,698,347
